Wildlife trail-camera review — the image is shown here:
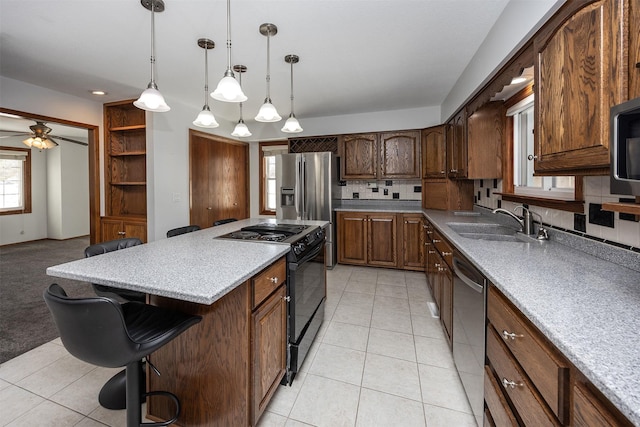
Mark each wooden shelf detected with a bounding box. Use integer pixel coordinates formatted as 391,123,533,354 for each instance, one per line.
601,202,640,216
110,124,146,132
110,151,146,157
110,181,146,186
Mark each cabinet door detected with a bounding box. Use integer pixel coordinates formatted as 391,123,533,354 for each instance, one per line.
252,285,287,425
123,220,147,243
339,134,378,179
630,0,640,99
422,126,446,178
337,211,368,265
401,214,424,271
101,218,125,241
439,256,453,347
379,131,421,179
367,213,398,267
466,102,504,179
446,109,467,178
534,0,625,173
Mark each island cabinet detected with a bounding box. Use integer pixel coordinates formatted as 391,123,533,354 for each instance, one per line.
339,130,421,180
533,0,627,174
485,286,633,427
146,257,287,427
101,100,147,243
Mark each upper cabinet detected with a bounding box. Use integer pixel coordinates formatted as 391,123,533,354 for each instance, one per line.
422,125,446,178
533,0,627,174
446,108,467,179
466,102,505,179
629,0,640,99
339,130,420,180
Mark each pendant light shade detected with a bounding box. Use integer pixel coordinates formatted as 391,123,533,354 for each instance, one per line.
231,65,252,137
255,23,281,123
134,0,170,112
281,54,303,133
211,0,247,103
193,38,219,128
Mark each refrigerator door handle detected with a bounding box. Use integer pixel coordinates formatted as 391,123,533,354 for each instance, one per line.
295,156,302,218
301,156,307,219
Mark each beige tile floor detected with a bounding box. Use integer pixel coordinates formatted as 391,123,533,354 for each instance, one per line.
0,265,475,427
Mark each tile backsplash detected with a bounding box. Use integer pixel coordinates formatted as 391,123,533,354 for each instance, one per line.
340,180,421,201
474,176,640,249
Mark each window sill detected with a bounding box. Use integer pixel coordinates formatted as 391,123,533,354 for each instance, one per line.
260,209,276,216
0,209,31,216
496,193,584,213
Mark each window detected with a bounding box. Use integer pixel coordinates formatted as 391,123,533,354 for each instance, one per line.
0,147,31,215
508,94,574,200
259,142,288,215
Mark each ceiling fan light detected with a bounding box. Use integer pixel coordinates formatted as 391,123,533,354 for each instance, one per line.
231,120,252,137
22,137,34,148
134,86,171,112
193,106,219,128
255,99,281,122
212,74,247,102
281,114,303,133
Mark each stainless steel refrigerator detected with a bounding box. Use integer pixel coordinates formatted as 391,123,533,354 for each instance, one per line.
275,152,340,268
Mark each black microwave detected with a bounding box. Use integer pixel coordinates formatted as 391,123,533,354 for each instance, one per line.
611,96,640,196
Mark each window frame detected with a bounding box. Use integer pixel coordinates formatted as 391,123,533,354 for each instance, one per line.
498,84,584,213
258,141,288,215
0,146,32,215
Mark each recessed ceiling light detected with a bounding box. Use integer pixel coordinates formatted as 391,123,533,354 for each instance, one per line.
91,90,107,96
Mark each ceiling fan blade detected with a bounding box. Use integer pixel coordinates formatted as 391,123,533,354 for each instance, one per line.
50,135,88,146
0,133,29,139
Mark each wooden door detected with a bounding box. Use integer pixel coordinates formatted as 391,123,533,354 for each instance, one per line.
379,131,421,178
534,0,625,173
337,211,368,265
367,213,397,267
422,126,446,178
401,214,424,271
339,133,378,179
189,130,249,228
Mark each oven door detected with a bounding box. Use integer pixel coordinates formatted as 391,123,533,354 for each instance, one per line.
285,240,326,383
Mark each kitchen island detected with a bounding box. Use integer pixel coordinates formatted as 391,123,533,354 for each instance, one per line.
46,218,328,427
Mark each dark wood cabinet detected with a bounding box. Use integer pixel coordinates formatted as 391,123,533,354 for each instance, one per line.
422,125,446,178
533,0,627,173
400,213,424,271
422,178,474,211
466,101,505,179
337,211,368,265
102,100,147,242
630,0,640,99
339,130,420,180
337,211,398,268
446,109,467,179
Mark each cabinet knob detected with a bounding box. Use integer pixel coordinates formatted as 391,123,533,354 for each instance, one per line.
207,207,212,210
117,231,126,235
269,277,279,284
440,170,445,174
432,239,441,243
636,62,640,68
450,169,458,173
283,296,291,302
428,250,436,254
442,251,452,256
502,330,523,340
502,378,523,389
527,154,537,161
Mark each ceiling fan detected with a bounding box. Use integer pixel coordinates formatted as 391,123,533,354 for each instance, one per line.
0,121,88,149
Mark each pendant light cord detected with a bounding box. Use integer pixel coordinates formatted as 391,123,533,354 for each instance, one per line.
203,47,209,106
226,0,232,73
290,60,295,114
149,1,156,86
265,31,271,100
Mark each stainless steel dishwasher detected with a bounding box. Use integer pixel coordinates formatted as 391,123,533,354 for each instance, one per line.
452,253,487,427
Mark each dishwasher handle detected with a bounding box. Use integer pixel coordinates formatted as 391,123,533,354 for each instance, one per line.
453,257,485,294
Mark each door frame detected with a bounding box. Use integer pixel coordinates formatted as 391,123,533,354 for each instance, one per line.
0,107,100,244
188,129,250,227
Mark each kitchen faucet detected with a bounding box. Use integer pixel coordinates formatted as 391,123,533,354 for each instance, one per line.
492,206,534,235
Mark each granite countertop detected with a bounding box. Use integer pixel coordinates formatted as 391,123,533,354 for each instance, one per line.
422,208,640,425
334,199,422,213
46,218,328,305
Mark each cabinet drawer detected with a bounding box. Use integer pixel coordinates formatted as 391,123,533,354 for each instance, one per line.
431,230,453,267
486,326,560,426
484,365,518,427
252,257,286,308
488,287,569,423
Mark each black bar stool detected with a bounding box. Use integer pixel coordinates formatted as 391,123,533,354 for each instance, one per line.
166,225,200,238
212,218,237,226
44,283,201,427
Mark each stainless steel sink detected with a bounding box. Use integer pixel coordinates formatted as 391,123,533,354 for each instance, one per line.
446,222,524,242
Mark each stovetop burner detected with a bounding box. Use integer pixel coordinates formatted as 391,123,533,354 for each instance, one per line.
260,233,288,242
228,231,261,240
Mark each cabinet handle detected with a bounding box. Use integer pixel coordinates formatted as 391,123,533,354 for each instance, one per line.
527,154,537,161
283,296,291,302
438,266,446,272
502,330,523,340
450,169,458,173
442,251,452,256
269,277,279,284
434,263,441,267
428,250,436,254
432,239,441,243
207,207,212,210
426,231,433,234
502,378,524,389
117,231,126,235
440,170,445,174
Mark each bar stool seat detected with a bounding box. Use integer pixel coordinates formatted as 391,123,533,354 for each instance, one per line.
44,283,201,426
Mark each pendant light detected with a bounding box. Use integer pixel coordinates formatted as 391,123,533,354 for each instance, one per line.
231,65,252,137
281,54,303,133
211,0,247,102
255,23,281,123
193,38,219,128
134,0,170,112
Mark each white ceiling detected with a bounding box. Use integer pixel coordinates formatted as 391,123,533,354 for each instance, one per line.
0,0,512,126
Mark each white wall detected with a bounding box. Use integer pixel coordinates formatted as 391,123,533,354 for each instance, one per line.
441,0,565,120
0,77,101,245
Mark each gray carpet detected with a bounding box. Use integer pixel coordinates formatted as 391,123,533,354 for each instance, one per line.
0,237,96,364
